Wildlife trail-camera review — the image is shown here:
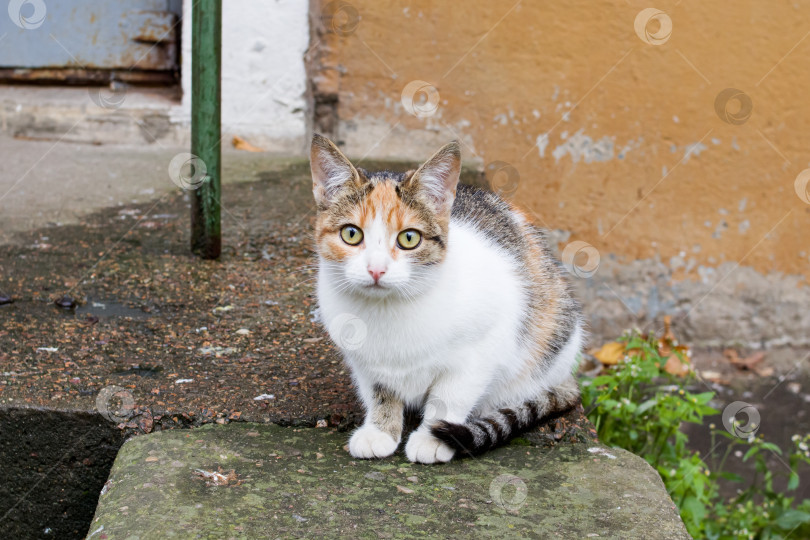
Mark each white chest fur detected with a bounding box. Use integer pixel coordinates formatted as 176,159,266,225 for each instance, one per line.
317,220,528,403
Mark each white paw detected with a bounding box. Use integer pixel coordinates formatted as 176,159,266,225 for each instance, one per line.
405,429,456,464
348,424,399,459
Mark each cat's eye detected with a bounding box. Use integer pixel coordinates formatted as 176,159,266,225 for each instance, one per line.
340,225,363,245
397,229,422,250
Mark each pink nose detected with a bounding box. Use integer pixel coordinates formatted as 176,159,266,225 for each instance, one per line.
368,267,386,283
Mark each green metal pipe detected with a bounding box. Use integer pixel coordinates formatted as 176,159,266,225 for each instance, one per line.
190,0,222,259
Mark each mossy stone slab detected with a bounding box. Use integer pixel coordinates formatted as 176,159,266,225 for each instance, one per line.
89,423,689,539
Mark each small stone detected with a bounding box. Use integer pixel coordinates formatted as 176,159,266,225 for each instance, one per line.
315,452,324,459
236,328,250,335
316,419,327,428
145,456,159,462
54,295,77,309
364,471,385,481
396,485,414,494
406,476,418,483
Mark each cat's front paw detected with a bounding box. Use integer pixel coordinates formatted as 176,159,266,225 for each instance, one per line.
348,424,399,459
405,429,456,464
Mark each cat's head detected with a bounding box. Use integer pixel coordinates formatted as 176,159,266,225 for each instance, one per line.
311,134,461,299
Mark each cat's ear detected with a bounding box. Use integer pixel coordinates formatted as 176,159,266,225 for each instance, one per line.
406,141,461,212
311,134,360,206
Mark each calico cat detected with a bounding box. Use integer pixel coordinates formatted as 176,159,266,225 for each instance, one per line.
311,134,583,464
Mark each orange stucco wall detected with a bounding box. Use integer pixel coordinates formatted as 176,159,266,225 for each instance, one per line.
314,0,810,283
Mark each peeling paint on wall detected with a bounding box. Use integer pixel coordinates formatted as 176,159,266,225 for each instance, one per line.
552,129,614,163
683,142,708,163
536,133,549,158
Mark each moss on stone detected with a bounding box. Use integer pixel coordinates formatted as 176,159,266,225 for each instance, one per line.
90,423,689,539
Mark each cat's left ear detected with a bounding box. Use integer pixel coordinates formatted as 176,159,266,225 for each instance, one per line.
311,134,361,206
406,141,461,212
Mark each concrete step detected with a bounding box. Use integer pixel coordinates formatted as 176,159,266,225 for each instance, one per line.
89,423,689,539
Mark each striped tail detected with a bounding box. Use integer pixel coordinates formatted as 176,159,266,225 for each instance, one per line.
431,378,580,457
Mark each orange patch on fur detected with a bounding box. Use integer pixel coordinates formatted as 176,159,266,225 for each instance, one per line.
315,181,426,262
361,183,407,229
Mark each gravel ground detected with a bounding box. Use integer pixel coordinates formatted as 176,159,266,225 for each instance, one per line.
0,160,360,432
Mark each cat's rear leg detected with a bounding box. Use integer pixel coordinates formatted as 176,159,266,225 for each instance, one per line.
348,381,404,459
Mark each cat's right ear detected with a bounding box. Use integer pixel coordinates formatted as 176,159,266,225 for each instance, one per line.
311,134,360,206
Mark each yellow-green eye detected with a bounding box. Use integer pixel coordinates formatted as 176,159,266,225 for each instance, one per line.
397,229,422,250
340,225,363,245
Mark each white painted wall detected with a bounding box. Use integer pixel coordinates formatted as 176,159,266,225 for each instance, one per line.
173,0,309,153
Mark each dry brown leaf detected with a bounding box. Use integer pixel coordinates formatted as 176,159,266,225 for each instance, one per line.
753,365,774,377
592,341,625,365
664,354,690,376
698,370,732,385
662,315,675,342
193,467,242,487
724,349,766,371
232,135,265,152
723,349,741,363
657,315,675,355
588,315,691,374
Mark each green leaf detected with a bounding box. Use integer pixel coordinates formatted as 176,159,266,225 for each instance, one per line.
775,509,810,530
590,375,616,386
743,446,759,461
636,398,659,414
692,391,714,404
788,471,800,491
760,442,782,455
681,495,707,526
716,472,743,483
